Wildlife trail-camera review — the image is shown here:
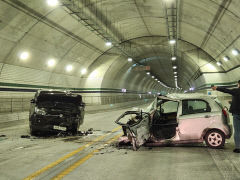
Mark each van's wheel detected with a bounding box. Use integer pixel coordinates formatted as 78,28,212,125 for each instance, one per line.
205,129,225,149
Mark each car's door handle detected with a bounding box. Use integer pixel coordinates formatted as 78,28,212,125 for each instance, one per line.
205,115,211,118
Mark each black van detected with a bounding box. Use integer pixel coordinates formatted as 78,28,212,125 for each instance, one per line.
29,90,85,135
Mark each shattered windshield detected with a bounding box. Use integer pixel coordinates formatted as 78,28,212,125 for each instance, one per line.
144,98,157,112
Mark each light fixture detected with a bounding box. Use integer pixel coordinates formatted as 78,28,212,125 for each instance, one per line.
216,61,222,66
232,49,239,56
81,68,87,75
128,58,133,62
19,51,29,60
146,72,150,75
223,56,230,62
169,39,176,45
47,59,56,67
105,41,112,46
155,78,158,81
174,72,177,74
174,76,177,78
47,0,59,6
152,76,154,78
171,56,176,61
173,66,177,69
66,65,73,72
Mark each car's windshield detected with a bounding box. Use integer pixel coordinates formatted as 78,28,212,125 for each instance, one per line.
144,98,157,112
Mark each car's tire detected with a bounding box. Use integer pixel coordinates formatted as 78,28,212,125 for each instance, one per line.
69,123,79,135
30,125,38,136
204,129,225,149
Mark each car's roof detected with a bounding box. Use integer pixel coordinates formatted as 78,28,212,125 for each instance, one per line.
159,93,217,101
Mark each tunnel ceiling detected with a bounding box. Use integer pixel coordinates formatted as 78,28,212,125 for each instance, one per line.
0,0,240,90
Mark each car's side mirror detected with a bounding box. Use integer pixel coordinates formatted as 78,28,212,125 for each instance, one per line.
30,99,36,103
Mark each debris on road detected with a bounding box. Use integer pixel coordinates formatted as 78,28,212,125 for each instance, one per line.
21,135,30,138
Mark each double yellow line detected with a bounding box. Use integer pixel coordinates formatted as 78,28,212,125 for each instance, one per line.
24,126,121,180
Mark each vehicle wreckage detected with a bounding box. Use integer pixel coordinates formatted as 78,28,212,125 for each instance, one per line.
115,94,232,150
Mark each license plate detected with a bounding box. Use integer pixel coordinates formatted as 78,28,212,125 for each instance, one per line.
53,125,66,131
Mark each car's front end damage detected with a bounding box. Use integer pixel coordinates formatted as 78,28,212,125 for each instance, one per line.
29,91,85,135
115,111,151,150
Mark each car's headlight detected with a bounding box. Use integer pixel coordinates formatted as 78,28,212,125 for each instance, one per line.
35,107,47,115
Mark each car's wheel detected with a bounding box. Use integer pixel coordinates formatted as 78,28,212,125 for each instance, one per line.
30,125,38,136
204,129,225,149
69,123,79,135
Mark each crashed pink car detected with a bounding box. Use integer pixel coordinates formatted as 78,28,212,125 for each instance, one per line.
115,94,232,150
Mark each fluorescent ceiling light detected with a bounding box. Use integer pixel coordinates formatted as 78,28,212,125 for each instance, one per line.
174,76,177,78
173,66,177,69
223,56,230,62
174,72,177,74
155,78,158,80
152,76,154,78
146,72,150,75
66,65,73,72
20,51,29,60
128,58,133,62
47,0,59,6
169,39,176,45
105,41,112,46
171,56,176,61
232,49,239,56
81,68,87,75
216,61,222,66
47,59,56,67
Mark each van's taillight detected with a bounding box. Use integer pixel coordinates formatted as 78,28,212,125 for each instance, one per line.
222,109,228,117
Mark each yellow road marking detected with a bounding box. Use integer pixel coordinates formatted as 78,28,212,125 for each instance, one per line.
23,126,121,180
52,134,123,180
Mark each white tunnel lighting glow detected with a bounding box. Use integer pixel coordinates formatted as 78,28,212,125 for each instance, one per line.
174,72,177,74
169,39,176,45
152,76,154,78
146,72,150,75
174,76,177,78
173,66,177,69
223,56,230,62
171,57,176,61
47,0,59,6
66,65,73,72
47,59,56,67
216,61,222,66
19,51,29,60
128,58,133,62
81,68,87,75
155,78,158,80
232,49,239,56
105,41,112,46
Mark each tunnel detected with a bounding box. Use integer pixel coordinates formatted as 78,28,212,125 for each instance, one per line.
0,0,240,179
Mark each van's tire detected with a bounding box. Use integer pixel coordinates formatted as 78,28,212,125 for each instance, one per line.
204,129,225,149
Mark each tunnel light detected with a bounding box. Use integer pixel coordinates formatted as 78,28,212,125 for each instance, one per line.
47,59,56,67
146,72,150,75
128,58,133,62
105,41,112,46
174,76,177,78
155,78,158,81
216,61,222,66
171,56,176,61
152,76,154,78
169,39,176,45
223,56,230,62
66,65,73,72
173,66,177,69
19,51,29,60
47,0,59,6
232,49,239,56
81,68,87,75
174,72,177,74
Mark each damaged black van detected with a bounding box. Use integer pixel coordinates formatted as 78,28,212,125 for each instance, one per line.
29,90,85,135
